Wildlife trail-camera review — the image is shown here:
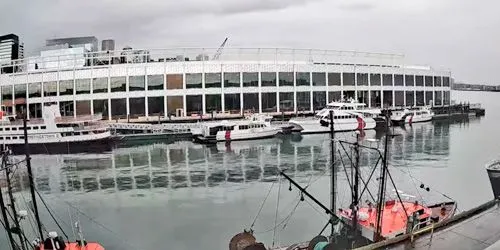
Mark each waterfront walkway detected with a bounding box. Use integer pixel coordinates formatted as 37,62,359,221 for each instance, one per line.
390,202,500,250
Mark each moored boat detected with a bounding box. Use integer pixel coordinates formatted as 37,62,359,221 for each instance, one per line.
192,114,281,144
390,106,434,125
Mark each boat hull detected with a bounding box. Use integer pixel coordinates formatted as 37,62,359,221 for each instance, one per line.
5,136,117,155
288,118,376,134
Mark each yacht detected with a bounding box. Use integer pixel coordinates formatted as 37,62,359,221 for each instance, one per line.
192,114,281,144
390,106,434,125
288,101,378,134
0,104,115,154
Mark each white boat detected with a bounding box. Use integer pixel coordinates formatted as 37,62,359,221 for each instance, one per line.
288,101,378,134
0,104,115,154
192,114,281,144
390,106,434,125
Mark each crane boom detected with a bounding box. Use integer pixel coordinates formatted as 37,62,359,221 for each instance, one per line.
212,37,228,60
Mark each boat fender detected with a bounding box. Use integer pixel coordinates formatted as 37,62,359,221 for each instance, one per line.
308,235,328,250
229,231,256,250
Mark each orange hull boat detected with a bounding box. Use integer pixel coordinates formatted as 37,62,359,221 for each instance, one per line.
38,242,105,250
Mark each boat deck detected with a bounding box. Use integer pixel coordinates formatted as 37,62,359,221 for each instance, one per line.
389,201,500,250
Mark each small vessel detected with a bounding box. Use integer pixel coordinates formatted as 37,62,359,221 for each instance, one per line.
486,160,500,199
0,104,114,154
192,114,281,144
288,101,377,134
390,106,434,125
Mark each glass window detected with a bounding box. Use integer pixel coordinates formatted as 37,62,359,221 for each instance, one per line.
296,92,310,111
357,73,368,86
443,91,450,105
129,75,145,91
166,74,183,89
94,77,109,93
243,93,259,112
328,73,341,86
205,73,221,88
370,91,381,107
261,92,277,112
394,91,404,106
205,94,222,112
279,72,294,86
370,74,380,86
28,83,42,98
29,103,42,118
243,72,258,87
425,91,433,105
147,75,164,90
405,75,414,87
224,73,240,88
261,72,277,87
405,91,414,107
129,97,145,117
328,91,341,102
186,73,202,89
415,76,424,86
110,77,125,92
279,92,294,112
434,76,442,87
343,73,355,86
383,91,393,107
312,72,326,86
313,91,326,110
93,99,108,119
416,91,424,106
148,97,164,116
76,79,91,94
167,96,184,116
59,101,74,116
186,95,202,115
443,77,450,87
425,76,433,87
59,80,74,96
43,81,57,96
14,84,27,100
394,75,403,86
434,91,442,105
111,99,127,119
382,74,392,86
224,94,240,113
75,100,91,115
296,72,310,86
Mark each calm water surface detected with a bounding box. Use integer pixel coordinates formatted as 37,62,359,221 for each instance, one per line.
1,91,499,250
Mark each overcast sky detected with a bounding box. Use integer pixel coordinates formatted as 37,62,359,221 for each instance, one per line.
1,0,498,84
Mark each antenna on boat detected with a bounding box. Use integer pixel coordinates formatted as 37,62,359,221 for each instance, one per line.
375,111,390,241
23,113,44,241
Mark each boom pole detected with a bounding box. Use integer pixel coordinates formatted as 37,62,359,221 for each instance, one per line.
329,110,337,237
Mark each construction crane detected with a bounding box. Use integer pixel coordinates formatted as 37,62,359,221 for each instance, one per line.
212,37,228,60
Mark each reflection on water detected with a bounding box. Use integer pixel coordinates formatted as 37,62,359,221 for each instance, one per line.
25,121,459,195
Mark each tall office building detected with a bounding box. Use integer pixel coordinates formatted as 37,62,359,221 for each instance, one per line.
0,34,24,73
0,34,23,64
46,36,98,52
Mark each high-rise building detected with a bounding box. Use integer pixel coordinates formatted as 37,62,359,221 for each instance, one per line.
101,39,115,51
0,34,23,64
46,36,98,52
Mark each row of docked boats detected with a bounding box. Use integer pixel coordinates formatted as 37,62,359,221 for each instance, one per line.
192,101,435,143
0,101,434,154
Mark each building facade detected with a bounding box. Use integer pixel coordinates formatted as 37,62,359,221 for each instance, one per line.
0,34,24,74
46,36,98,52
0,48,451,119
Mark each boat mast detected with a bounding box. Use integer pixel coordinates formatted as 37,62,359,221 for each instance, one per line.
0,151,17,250
351,132,361,244
4,152,27,250
23,114,44,241
375,112,390,241
328,110,337,237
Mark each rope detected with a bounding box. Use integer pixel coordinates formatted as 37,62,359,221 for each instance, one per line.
249,173,278,230
34,188,70,240
272,175,282,247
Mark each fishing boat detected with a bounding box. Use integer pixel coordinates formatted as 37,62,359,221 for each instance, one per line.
486,160,500,199
192,114,281,144
390,106,434,125
288,101,378,134
0,114,106,250
0,104,115,154
229,111,457,250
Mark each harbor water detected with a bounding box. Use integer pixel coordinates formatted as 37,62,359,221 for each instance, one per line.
1,91,499,250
